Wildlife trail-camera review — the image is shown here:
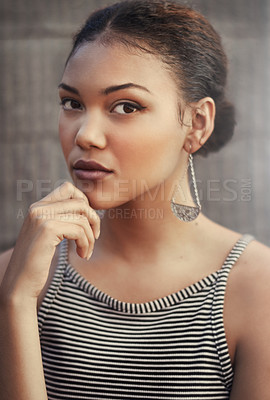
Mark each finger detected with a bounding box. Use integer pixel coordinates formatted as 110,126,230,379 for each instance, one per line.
41,219,92,259
41,181,89,204
57,213,95,257
30,198,101,240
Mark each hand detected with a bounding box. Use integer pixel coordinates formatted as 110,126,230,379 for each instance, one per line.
0,181,100,303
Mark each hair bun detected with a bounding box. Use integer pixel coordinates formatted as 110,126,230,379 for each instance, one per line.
197,100,236,157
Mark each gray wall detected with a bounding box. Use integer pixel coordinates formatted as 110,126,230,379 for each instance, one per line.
0,0,269,251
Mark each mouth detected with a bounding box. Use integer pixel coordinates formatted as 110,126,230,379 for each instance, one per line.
72,159,114,181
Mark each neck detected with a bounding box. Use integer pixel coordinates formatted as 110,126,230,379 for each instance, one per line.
97,195,204,264
95,157,202,263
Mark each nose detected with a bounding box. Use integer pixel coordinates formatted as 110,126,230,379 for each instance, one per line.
75,112,107,149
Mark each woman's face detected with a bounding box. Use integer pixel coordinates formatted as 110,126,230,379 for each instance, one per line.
59,41,188,209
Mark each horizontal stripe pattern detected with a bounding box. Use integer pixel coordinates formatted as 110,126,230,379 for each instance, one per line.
38,234,253,399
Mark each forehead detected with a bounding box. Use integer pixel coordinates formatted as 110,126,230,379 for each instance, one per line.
63,41,178,97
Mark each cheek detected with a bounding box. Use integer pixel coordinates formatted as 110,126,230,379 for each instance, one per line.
113,118,183,180
58,116,75,161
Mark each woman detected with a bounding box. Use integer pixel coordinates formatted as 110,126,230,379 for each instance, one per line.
0,0,270,399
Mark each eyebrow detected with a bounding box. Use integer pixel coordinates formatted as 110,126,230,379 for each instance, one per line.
58,82,151,96
58,83,80,95
101,83,151,95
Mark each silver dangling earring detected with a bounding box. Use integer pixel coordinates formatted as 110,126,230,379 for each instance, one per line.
170,153,201,222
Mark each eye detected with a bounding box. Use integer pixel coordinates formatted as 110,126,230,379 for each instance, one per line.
60,98,83,111
112,102,144,115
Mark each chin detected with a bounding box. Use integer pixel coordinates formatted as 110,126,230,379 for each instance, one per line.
72,179,139,210
81,192,129,211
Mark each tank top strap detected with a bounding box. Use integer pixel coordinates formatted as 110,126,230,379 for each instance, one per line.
211,233,254,388
221,233,254,272
38,239,69,334
216,233,255,300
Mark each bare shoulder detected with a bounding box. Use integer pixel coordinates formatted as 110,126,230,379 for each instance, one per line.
227,239,270,398
224,237,270,335
0,247,14,284
230,238,270,295
227,238,270,318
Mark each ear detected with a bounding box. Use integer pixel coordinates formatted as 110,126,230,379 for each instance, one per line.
183,97,216,154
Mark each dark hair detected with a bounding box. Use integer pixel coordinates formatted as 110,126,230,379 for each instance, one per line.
66,0,236,156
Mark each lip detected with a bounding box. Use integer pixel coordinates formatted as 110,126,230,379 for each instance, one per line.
72,159,113,181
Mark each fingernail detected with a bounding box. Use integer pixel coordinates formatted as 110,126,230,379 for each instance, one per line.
96,230,100,240
87,250,93,261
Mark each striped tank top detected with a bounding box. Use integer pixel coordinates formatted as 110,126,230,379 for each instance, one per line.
38,234,253,400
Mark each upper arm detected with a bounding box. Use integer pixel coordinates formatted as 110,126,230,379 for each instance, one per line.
0,248,14,285
229,240,270,399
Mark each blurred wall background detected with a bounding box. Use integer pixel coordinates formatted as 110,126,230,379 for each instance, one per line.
0,0,269,252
